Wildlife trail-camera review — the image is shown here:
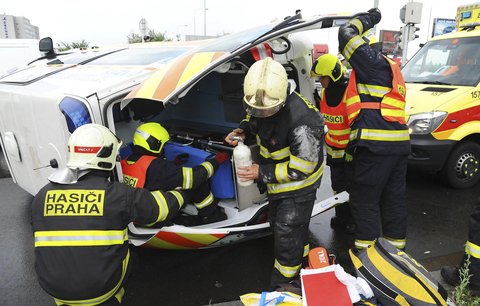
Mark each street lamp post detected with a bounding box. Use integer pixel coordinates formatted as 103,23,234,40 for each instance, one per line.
193,5,208,38
203,0,207,37
177,24,188,41
193,8,203,36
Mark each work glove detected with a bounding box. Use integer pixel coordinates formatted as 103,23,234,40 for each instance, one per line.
345,153,353,163
213,151,230,165
174,153,189,166
368,8,381,25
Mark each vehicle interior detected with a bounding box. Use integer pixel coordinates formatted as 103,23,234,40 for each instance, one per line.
108,31,319,213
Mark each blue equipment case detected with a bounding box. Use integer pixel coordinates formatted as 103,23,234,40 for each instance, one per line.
164,141,235,199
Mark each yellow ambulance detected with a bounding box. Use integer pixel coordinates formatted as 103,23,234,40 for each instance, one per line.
402,3,480,188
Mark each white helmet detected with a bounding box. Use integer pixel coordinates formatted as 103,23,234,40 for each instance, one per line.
243,57,288,118
67,123,122,171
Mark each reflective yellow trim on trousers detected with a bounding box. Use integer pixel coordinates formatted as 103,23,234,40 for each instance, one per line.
466,241,480,259
147,191,170,226
182,167,193,189
267,163,324,194
350,128,410,142
343,36,366,60
34,229,128,247
194,192,214,209
257,135,291,160
54,250,130,306
355,239,375,249
169,190,184,208
303,244,310,258
289,155,317,174
201,161,214,178
357,83,391,98
274,162,290,183
384,236,406,250
274,259,302,278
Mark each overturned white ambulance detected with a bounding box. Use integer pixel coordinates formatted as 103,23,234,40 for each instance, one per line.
0,12,351,249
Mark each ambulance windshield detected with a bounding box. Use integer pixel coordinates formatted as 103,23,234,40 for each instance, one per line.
403,36,480,86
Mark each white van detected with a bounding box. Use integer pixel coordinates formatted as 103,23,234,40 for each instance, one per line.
0,12,350,249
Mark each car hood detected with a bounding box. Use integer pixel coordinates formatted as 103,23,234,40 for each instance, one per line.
405,83,474,115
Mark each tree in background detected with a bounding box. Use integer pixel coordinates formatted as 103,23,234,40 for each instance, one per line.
127,29,171,43
57,39,90,52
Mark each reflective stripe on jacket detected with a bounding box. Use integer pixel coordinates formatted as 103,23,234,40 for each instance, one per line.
320,88,350,159
32,173,185,303
121,155,156,188
345,57,407,125
241,92,325,199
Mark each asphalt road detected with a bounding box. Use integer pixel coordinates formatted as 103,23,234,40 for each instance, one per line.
0,165,477,306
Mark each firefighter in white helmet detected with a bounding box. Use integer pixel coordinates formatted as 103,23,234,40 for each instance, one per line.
32,123,190,305
225,57,325,292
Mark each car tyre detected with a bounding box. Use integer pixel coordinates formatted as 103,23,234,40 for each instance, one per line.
441,141,480,189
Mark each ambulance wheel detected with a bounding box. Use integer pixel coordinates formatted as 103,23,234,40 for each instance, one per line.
441,141,480,189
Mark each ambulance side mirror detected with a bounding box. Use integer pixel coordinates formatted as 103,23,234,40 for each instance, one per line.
39,37,56,59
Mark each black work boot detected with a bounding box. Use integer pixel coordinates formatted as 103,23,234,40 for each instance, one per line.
441,266,461,286
199,206,227,224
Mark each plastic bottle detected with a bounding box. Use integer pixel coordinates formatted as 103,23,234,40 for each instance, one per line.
233,140,253,187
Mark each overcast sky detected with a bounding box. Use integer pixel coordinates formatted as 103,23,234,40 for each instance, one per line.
2,0,471,48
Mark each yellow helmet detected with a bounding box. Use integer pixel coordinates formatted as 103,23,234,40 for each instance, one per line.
243,57,288,118
133,122,170,154
311,53,343,82
67,123,122,171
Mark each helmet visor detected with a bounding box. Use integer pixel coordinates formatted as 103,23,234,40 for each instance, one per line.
242,99,284,118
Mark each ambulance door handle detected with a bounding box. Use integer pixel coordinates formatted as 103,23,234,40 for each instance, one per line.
3,131,21,162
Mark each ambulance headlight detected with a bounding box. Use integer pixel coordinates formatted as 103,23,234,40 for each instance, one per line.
407,111,447,135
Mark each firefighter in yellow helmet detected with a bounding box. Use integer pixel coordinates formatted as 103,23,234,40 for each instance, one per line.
225,57,325,292
32,124,190,305
338,8,410,250
311,53,355,234
121,122,229,225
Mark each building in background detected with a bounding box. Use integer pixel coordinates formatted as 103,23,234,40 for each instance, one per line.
1,14,39,39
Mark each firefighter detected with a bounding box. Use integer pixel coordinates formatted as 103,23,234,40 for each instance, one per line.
338,8,410,250
311,53,355,234
121,122,229,225
441,200,480,296
32,123,190,305
225,57,325,291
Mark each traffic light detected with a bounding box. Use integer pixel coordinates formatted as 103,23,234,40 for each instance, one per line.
397,27,404,46
408,26,420,41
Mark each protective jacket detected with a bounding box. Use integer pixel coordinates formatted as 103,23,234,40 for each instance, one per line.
319,79,350,161
121,151,217,209
240,91,325,200
121,155,156,188
339,16,410,156
32,171,187,305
